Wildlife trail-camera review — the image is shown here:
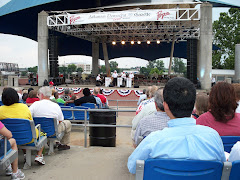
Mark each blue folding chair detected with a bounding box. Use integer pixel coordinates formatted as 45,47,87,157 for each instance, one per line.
81,103,96,109
61,106,73,120
33,117,64,155
136,159,225,180
0,101,3,106
73,106,89,120
229,160,240,180
2,118,47,169
0,137,18,170
221,136,240,153
66,103,75,107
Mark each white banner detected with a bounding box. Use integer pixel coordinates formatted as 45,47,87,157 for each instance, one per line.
68,9,176,25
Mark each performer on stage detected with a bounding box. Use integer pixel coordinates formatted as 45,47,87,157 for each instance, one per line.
112,70,118,86
129,72,134,85
121,72,126,86
96,74,103,86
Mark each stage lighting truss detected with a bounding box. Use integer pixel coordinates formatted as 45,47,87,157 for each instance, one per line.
48,8,200,43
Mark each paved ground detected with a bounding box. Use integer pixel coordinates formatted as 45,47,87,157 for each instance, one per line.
0,114,136,180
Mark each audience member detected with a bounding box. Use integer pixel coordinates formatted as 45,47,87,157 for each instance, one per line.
61,88,71,101
65,95,77,105
137,89,147,106
134,89,170,146
136,85,158,115
28,88,34,94
29,86,72,151
50,89,55,99
131,87,159,140
14,87,22,101
128,77,226,174
92,88,102,108
192,93,209,119
95,87,108,108
26,90,40,106
74,88,96,106
53,92,66,104
21,93,28,104
0,121,25,179
0,87,45,165
232,83,240,113
197,82,240,136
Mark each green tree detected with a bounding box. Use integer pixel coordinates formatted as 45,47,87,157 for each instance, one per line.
140,67,151,76
76,67,83,73
213,8,240,69
100,65,106,74
150,68,161,75
21,71,27,76
155,60,165,72
172,58,186,74
109,61,120,72
28,66,38,75
67,64,77,74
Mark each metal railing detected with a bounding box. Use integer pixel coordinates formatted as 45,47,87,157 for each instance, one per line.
61,108,135,148
108,99,138,116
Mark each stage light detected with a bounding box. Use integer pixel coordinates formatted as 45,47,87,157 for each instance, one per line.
157,40,160,44
112,41,116,45
147,40,151,44
121,41,125,45
137,41,141,44
131,41,134,45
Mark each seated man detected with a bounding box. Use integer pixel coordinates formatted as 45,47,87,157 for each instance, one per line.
128,77,226,174
61,88,71,101
92,88,102,108
74,88,96,106
29,86,71,151
134,89,170,146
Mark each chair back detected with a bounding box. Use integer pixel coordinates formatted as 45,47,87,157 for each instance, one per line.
229,160,240,180
0,101,3,106
33,117,56,137
60,106,73,120
73,106,89,120
143,159,223,180
58,102,64,106
221,136,240,153
81,103,96,109
1,119,34,145
66,103,75,107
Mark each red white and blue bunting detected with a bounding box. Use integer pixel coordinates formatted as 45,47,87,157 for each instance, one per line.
102,89,115,96
55,87,142,97
134,90,143,97
116,89,132,97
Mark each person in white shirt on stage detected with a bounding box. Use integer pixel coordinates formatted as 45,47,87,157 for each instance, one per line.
129,72,134,86
112,70,118,86
96,74,103,86
121,72,126,86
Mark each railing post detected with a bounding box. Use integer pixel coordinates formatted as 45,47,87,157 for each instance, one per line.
117,100,119,117
84,109,87,148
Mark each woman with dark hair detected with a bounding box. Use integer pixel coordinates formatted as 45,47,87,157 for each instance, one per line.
0,88,45,165
196,82,240,136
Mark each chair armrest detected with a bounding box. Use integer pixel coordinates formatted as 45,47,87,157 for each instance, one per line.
35,124,41,141
221,162,232,180
4,137,7,157
136,160,144,180
137,136,144,146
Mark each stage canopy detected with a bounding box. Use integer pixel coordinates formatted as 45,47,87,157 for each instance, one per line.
0,0,239,61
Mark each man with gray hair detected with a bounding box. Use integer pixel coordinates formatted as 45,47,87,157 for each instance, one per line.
29,86,72,151
61,88,71,101
133,89,170,146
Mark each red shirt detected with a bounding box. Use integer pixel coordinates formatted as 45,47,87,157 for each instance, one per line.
97,94,107,104
26,97,40,104
196,111,240,136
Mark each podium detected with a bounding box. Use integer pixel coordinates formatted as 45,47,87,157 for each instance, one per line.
117,78,122,87
126,78,132,88
105,77,111,87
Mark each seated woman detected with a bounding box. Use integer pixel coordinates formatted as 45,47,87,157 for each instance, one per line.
0,121,25,179
26,90,39,106
0,88,45,165
197,82,240,136
192,93,209,119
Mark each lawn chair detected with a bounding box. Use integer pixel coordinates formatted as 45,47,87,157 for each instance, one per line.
73,106,89,121
61,106,73,120
221,136,240,153
33,117,64,155
136,159,230,180
1,118,47,169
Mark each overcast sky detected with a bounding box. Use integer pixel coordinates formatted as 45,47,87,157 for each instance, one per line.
0,0,239,68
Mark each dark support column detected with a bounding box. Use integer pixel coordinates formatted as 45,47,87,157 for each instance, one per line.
49,31,59,81
187,39,198,84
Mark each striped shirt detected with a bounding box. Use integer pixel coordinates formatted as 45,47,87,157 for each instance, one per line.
134,111,170,145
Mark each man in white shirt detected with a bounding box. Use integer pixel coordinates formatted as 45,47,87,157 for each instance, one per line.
96,74,103,86
121,72,126,86
112,70,118,86
29,86,72,151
